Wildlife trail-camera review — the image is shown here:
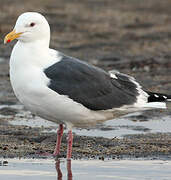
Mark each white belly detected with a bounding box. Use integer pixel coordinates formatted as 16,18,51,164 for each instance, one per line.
9,43,108,128
10,65,107,127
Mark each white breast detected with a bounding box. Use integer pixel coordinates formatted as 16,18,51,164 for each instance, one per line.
9,42,107,128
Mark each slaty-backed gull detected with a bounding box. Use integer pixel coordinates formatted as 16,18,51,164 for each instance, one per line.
4,12,171,159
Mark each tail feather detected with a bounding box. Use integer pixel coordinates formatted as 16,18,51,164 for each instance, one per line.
146,91,171,102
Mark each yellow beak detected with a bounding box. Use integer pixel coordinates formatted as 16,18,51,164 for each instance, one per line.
4,30,23,44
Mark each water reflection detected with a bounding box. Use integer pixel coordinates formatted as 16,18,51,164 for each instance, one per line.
55,159,72,180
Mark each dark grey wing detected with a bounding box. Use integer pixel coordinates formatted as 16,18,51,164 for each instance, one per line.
44,54,139,110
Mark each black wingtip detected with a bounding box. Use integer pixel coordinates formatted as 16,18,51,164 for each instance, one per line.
146,91,171,102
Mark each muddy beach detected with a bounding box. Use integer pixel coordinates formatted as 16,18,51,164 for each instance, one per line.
0,0,171,160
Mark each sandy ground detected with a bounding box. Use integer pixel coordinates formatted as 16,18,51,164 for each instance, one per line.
0,0,171,159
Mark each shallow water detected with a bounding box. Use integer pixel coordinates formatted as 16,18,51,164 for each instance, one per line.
0,57,5,63
3,103,171,138
0,158,171,180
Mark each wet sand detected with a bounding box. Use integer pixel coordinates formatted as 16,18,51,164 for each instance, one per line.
0,103,171,160
0,0,171,159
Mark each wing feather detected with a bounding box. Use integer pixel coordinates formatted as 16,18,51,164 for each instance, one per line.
44,54,140,110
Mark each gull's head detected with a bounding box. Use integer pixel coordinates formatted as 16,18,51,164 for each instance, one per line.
4,12,50,44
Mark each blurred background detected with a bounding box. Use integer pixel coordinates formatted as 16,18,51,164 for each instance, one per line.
1,0,171,96
0,0,171,114
0,0,171,160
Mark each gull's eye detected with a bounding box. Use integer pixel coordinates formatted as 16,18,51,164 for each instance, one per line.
30,22,35,27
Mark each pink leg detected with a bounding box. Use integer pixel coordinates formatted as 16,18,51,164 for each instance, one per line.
67,130,73,159
53,124,64,156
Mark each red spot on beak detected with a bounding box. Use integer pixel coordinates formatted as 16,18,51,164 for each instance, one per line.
7,39,11,43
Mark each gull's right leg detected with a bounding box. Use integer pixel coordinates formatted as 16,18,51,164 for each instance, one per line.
53,124,64,156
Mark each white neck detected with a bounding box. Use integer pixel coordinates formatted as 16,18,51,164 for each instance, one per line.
10,40,52,68
19,37,50,50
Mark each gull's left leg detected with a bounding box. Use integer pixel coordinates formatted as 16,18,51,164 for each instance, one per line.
67,130,73,159
53,124,64,156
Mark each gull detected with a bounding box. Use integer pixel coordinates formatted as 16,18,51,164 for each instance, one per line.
4,12,171,159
